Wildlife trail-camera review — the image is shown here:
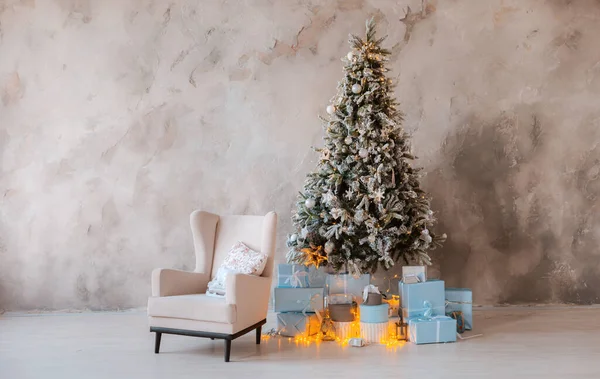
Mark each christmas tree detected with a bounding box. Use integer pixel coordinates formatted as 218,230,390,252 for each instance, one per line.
286,19,446,275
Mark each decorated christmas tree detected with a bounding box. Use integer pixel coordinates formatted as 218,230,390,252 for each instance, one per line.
286,19,446,275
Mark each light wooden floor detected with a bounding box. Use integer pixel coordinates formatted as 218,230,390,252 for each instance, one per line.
1,307,599,378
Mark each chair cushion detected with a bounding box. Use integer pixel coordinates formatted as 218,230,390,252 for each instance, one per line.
147,294,236,324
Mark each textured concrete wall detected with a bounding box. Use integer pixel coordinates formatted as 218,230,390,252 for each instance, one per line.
1,0,600,310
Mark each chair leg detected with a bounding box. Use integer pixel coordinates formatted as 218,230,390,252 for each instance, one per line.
224,339,231,362
256,326,262,344
154,332,162,354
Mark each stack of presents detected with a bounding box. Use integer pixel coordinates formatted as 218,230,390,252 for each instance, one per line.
273,264,473,345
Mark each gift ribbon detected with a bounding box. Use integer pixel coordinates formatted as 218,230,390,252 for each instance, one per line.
295,292,323,317
285,268,308,288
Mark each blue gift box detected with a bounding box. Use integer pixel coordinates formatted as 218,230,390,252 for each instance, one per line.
445,288,473,330
277,264,309,288
326,274,371,304
307,266,327,288
399,280,445,319
273,287,324,313
408,316,457,344
276,312,320,337
359,303,389,323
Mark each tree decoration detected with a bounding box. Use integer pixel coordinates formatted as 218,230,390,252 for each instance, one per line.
327,105,336,115
286,18,445,275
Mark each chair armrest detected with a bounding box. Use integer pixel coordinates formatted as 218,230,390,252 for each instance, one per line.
151,269,210,297
226,274,272,319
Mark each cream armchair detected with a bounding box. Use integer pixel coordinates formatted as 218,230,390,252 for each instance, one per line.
147,210,277,362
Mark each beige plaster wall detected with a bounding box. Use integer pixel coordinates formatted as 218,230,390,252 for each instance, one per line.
1,0,600,310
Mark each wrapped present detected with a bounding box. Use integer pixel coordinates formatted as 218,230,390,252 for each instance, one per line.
445,288,473,330
408,316,456,345
402,265,427,283
360,322,389,344
276,312,320,337
308,266,327,288
327,274,371,304
333,321,358,340
274,287,324,313
359,303,389,324
329,294,353,304
362,284,382,305
277,264,308,288
329,303,355,322
399,280,445,319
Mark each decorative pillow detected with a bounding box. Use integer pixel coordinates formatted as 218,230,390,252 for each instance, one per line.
221,241,268,276
205,242,268,297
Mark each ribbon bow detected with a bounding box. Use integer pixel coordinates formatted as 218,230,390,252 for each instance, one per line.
285,268,308,288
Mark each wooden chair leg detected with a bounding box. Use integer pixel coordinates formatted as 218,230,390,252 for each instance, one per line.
154,332,162,354
224,339,231,362
256,326,262,344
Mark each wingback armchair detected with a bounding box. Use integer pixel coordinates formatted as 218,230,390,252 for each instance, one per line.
147,210,277,362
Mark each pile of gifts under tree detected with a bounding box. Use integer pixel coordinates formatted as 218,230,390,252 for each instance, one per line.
270,264,477,345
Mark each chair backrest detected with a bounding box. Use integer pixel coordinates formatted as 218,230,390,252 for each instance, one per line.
189,211,277,279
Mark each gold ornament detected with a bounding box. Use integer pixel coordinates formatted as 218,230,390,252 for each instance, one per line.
301,245,328,268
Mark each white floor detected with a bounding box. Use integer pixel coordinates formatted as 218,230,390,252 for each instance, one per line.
2,307,600,378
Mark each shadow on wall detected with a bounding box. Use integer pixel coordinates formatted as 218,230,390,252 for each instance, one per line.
427,106,600,305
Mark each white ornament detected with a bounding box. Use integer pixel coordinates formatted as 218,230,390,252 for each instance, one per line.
301,227,309,238
441,233,448,239
421,229,430,235
352,84,362,94
305,198,316,209
347,51,354,60
345,136,352,144
324,241,334,254
427,210,434,216
326,105,335,115
359,148,368,158
424,235,433,244
290,233,298,242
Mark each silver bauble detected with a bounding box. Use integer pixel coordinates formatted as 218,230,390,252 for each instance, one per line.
324,241,334,254
352,84,362,94
344,136,352,144
347,51,354,60
326,105,335,115
305,198,316,209
359,148,368,158
289,233,298,242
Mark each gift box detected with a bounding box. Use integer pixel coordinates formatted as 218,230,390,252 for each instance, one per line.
276,312,320,337
445,288,473,330
399,280,445,319
327,274,371,304
329,294,353,304
308,266,327,288
408,316,457,344
274,287,324,313
277,264,309,288
329,303,355,322
402,265,427,283
360,322,389,344
359,303,389,323
333,321,358,340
